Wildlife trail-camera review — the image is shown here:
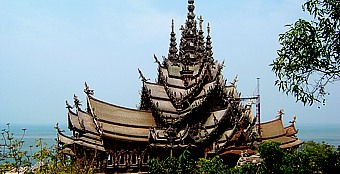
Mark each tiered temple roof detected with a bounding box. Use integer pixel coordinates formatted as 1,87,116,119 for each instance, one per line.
56,0,303,172
260,111,303,149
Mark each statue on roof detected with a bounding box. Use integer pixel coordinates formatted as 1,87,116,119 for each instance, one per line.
84,82,94,96
277,109,285,118
289,115,297,124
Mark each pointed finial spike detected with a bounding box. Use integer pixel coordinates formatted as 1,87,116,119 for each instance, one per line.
84,81,94,95
199,16,203,30
171,19,174,32
207,22,211,35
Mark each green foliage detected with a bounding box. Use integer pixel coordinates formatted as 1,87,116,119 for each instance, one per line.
298,141,340,173
148,150,195,174
195,156,227,174
271,0,340,106
0,124,96,173
0,123,31,173
258,141,285,173
231,164,261,174
257,141,340,174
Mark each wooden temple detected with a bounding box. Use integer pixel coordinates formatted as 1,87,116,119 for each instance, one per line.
56,0,303,173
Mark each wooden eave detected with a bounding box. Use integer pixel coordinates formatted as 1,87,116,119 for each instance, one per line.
88,96,155,127
280,139,304,149
218,145,254,156
203,109,228,128
284,124,298,137
87,96,155,142
260,117,304,148
77,110,99,134
76,133,104,151
58,131,75,145
101,131,149,142
260,117,286,139
68,110,82,131
144,82,170,100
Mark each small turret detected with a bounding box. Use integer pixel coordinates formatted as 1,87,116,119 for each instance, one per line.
205,23,213,62
168,19,178,62
197,16,205,62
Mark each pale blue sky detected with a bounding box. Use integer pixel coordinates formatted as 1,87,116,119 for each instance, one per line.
1,0,339,126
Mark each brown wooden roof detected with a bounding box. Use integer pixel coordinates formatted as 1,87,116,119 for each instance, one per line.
58,131,74,145
76,133,105,151
144,83,170,100
280,139,304,149
204,109,227,128
58,130,105,151
260,117,286,139
88,96,155,127
284,124,298,137
88,96,156,142
68,110,82,131
260,117,303,148
78,110,98,133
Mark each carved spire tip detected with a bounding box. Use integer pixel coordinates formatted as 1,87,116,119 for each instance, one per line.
207,22,211,35
199,16,204,30
171,19,175,32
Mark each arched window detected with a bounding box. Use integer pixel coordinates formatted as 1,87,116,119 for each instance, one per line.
142,154,148,164
119,151,125,165
107,154,112,166
131,153,137,165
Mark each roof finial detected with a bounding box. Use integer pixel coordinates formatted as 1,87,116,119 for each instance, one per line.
197,15,205,61
187,0,195,20
73,94,82,109
205,23,213,60
171,19,174,32
65,100,73,110
277,109,285,118
289,115,297,124
84,82,94,96
168,19,178,62
138,68,149,82
207,22,211,35
199,15,204,31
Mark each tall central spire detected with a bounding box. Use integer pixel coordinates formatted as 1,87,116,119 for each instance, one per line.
179,0,199,65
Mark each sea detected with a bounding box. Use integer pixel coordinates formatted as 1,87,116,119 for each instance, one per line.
1,123,339,157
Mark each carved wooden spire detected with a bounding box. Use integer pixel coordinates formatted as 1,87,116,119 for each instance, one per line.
205,23,213,61
197,16,205,61
179,0,198,65
168,19,178,62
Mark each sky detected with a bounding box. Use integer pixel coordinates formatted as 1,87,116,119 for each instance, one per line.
0,0,339,126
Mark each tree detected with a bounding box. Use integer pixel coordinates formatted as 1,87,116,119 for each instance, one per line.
298,141,340,173
0,123,31,173
271,0,339,106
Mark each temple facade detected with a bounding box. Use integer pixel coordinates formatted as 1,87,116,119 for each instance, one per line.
57,0,303,173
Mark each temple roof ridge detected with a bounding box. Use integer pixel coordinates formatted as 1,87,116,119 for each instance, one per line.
89,95,152,113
